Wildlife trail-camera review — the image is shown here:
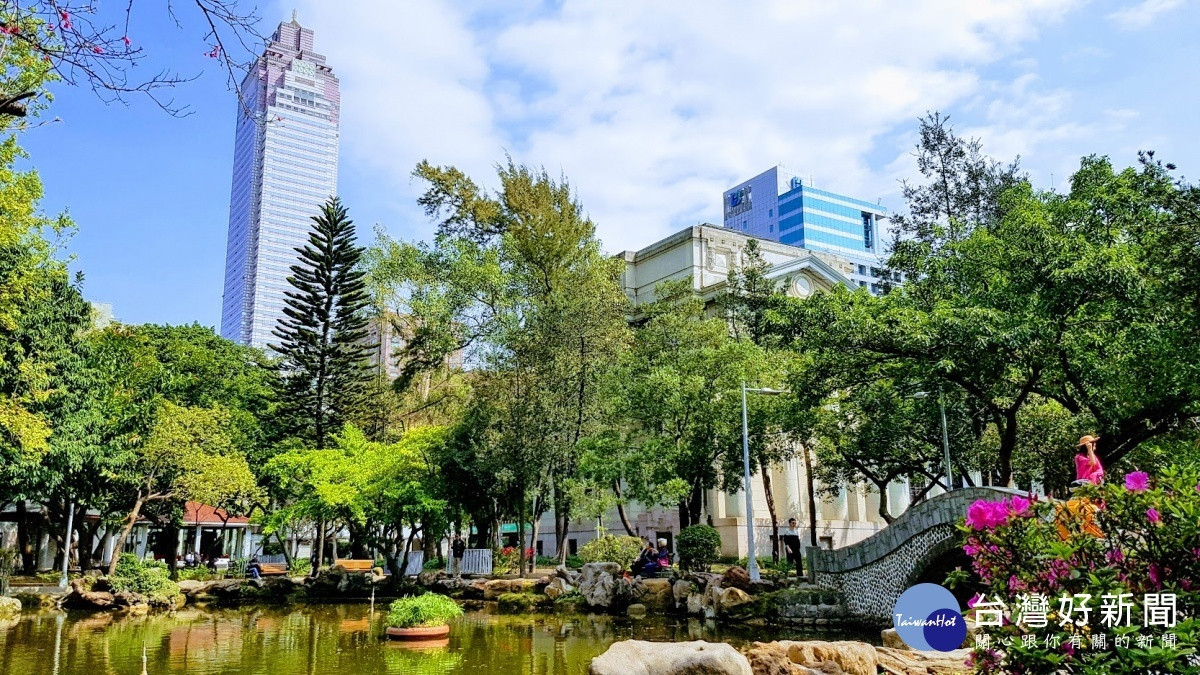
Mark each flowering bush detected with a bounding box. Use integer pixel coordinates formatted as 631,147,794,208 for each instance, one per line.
493,546,534,574
952,467,1200,673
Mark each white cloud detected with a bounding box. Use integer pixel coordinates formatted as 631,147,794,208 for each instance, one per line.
281,0,1085,253
1106,0,1185,29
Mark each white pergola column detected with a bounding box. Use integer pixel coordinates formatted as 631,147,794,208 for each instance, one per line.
193,525,202,555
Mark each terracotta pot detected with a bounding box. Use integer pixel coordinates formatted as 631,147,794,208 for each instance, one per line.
386,625,451,641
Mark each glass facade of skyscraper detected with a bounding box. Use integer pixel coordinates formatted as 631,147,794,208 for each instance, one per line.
722,166,894,292
220,18,340,349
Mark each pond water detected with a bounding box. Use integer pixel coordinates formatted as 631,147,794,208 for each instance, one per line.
0,603,871,674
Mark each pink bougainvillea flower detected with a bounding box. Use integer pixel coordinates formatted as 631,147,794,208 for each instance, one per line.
1147,508,1161,524
1124,471,1150,493
1009,495,1031,516
122,35,131,46
1148,564,1162,587
92,45,103,54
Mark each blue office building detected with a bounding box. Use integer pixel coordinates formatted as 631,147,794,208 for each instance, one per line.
723,166,894,292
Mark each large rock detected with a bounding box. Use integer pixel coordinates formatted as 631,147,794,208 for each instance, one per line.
875,647,973,674
590,640,752,675
556,565,581,586
482,578,541,600
716,587,754,614
0,596,21,618
721,566,752,591
544,576,575,600
578,562,621,608
780,641,877,675
112,591,147,608
634,578,674,611
62,590,116,610
881,628,908,651
673,579,694,608
742,642,821,675
686,592,704,616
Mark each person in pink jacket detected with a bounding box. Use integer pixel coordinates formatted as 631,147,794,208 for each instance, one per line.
1073,435,1105,486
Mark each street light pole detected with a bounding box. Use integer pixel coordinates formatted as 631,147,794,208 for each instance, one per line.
938,393,953,491
741,383,791,583
740,382,760,582
910,390,953,492
59,500,74,589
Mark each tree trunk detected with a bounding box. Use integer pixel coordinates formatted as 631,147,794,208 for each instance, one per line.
802,445,818,548
423,521,437,567
275,530,293,568
998,410,1017,487
313,518,326,574
527,512,542,576
760,463,780,562
348,520,368,559
613,481,637,537
678,499,692,529
686,484,703,528
16,502,36,574
108,497,146,575
874,482,894,525
163,523,181,580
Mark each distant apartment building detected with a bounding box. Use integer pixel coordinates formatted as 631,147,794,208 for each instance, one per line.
723,166,896,293
367,313,466,382
220,17,341,349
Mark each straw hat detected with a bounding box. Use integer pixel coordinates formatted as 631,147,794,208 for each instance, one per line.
1077,434,1100,447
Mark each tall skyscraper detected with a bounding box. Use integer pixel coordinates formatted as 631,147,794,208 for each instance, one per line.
722,166,893,292
220,16,340,348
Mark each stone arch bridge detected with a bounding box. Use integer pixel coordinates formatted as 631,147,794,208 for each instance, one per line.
806,486,1024,625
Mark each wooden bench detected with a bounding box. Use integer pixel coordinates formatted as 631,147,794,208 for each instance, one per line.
258,563,287,577
335,559,375,573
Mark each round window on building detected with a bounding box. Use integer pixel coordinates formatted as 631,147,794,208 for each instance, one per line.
789,275,813,298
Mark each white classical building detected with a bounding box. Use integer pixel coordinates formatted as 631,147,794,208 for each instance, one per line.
530,224,924,559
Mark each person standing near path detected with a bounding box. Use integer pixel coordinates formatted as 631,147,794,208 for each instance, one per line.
1073,435,1105,486
451,534,466,577
782,518,803,579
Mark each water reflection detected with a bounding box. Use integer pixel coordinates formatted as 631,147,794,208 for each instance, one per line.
1,603,871,674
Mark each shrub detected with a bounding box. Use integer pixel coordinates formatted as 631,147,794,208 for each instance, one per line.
955,467,1200,673
493,546,533,574
423,559,443,571
677,525,722,572
535,555,560,568
108,554,181,605
0,548,16,594
386,593,464,628
578,535,644,569
497,592,544,612
177,568,218,582
288,558,311,576
565,554,584,569
227,557,247,577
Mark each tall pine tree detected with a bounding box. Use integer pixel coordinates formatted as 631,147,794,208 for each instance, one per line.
272,197,373,449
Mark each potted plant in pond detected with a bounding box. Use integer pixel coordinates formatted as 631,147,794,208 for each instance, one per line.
385,593,463,640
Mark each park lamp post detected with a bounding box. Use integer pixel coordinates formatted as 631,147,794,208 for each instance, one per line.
911,391,953,492
741,382,790,583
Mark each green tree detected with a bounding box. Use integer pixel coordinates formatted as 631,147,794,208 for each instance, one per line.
612,282,768,528
769,114,1200,486
272,197,374,450
106,402,259,574
367,160,630,569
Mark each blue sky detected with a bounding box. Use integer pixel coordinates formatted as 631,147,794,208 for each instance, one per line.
20,0,1200,328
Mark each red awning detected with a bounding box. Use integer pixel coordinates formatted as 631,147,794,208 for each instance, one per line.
183,501,249,526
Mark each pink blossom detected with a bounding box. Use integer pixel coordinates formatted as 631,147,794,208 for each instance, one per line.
1195,482,1200,495
1008,575,1027,592
1148,564,1161,588
122,35,131,46
1124,471,1150,492
966,500,1009,530
1008,495,1031,516
1107,550,1124,564
92,46,102,54
1147,508,1161,524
